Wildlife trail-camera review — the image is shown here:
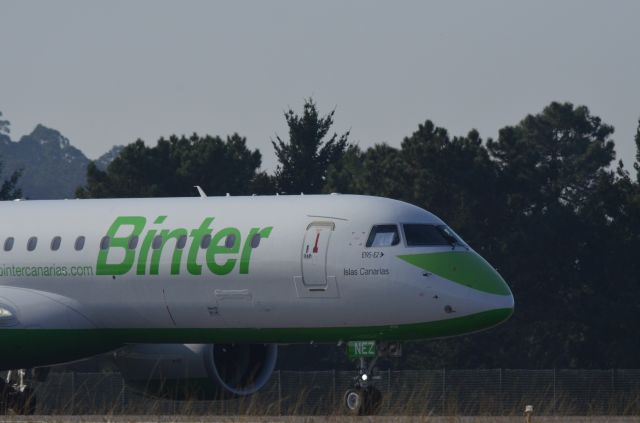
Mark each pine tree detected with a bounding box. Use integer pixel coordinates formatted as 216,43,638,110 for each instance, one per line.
272,99,349,194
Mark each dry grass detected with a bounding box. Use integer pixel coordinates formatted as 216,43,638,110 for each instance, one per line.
5,371,638,420
1,416,640,423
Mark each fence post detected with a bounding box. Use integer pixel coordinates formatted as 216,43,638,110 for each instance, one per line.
387,368,391,411
332,369,336,410
611,368,615,391
278,370,282,416
121,377,126,414
70,372,75,415
553,368,556,414
442,368,446,415
499,368,503,415
611,368,615,412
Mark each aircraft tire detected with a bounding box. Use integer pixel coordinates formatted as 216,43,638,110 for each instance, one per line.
343,388,363,415
344,386,383,415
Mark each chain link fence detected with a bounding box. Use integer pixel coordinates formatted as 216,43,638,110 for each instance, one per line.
29,369,640,415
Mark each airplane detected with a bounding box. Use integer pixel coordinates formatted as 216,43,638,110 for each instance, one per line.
0,193,514,415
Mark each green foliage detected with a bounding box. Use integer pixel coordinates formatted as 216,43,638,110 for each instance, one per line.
325,143,408,198
477,103,623,367
487,102,615,214
0,111,9,135
77,133,266,198
401,124,503,248
634,118,640,182
0,161,21,200
0,112,21,200
272,99,350,194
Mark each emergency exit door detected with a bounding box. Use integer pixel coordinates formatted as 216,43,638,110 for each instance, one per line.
301,222,335,286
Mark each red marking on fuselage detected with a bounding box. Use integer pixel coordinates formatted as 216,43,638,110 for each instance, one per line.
313,233,320,254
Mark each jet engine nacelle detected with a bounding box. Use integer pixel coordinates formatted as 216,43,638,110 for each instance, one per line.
113,343,277,400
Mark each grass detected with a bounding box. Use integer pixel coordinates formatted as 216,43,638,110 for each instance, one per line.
1,370,637,419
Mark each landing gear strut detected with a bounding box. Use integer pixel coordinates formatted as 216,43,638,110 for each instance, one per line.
342,341,401,415
0,370,37,415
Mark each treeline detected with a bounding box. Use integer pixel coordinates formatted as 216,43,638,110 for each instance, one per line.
8,100,640,369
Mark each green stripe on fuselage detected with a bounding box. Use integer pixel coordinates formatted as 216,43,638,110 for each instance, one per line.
0,308,512,369
398,251,511,296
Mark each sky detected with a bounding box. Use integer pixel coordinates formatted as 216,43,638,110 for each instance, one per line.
1,0,639,171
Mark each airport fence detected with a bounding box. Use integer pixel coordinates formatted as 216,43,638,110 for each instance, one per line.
29,369,640,415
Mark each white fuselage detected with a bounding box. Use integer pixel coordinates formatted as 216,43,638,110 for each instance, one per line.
0,194,513,346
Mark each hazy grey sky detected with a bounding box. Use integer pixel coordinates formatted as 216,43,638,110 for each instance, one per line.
2,0,639,171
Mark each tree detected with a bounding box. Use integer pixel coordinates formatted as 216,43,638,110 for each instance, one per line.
0,161,21,200
0,111,9,135
634,118,640,182
400,123,504,247
272,99,350,194
487,102,615,214
77,133,265,198
478,102,625,367
324,143,409,198
0,113,21,200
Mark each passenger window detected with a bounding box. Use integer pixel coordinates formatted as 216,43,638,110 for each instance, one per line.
152,235,163,250
176,235,187,250
128,236,139,250
75,236,86,251
100,236,110,250
366,225,400,247
200,234,211,249
4,237,14,252
27,237,38,251
51,236,62,251
225,234,236,248
250,234,260,248
403,224,461,247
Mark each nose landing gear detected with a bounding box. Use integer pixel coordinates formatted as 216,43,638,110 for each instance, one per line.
342,341,401,415
0,370,37,415
343,356,383,415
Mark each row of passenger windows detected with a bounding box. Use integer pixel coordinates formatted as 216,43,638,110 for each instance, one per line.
366,224,464,248
3,236,85,252
3,233,262,252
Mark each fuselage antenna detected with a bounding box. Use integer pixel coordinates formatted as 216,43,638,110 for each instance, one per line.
194,186,207,198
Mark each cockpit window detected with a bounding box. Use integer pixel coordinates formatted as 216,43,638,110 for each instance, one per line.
403,224,463,247
366,225,400,247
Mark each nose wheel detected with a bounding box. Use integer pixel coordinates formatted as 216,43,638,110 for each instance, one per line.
344,388,363,413
344,386,383,415
342,341,401,415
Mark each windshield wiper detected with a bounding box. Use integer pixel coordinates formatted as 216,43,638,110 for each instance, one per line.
437,227,458,250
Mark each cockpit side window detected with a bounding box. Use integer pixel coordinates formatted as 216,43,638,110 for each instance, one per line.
403,224,462,247
366,225,400,247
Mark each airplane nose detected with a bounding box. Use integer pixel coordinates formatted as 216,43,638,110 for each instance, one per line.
399,250,512,296
398,250,515,321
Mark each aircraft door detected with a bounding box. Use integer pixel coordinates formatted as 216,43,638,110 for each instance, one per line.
301,222,335,286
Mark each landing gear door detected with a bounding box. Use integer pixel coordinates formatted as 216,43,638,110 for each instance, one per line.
301,222,335,286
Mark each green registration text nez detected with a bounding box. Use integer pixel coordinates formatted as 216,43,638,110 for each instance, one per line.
348,340,377,359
